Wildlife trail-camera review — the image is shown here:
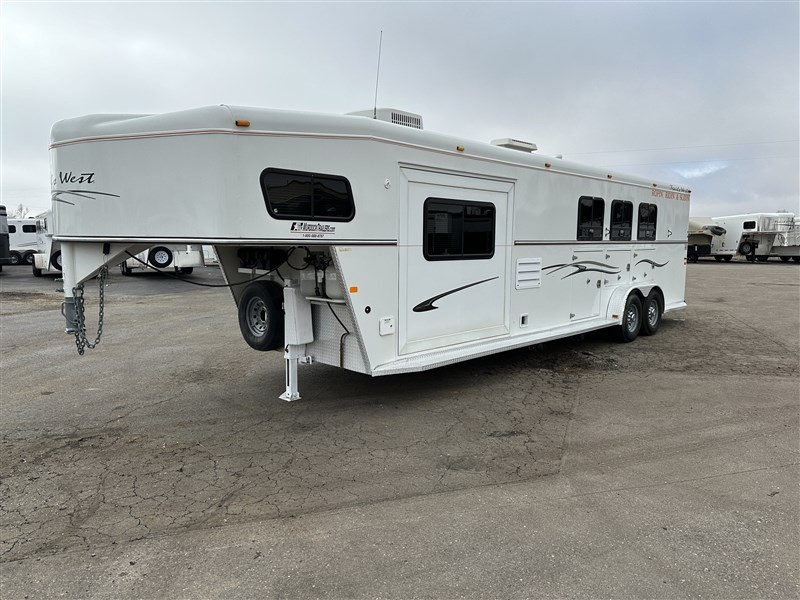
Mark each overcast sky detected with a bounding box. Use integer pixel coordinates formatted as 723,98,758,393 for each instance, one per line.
2,1,798,218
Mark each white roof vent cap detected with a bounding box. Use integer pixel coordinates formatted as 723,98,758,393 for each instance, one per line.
491,138,537,152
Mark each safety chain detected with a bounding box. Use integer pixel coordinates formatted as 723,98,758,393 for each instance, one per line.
72,265,108,355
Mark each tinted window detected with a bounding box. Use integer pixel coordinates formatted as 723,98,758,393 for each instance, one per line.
22,225,36,233
424,198,495,260
8,225,15,233
261,169,354,221
637,203,658,240
577,196,604,241
610,200,633,241
743,220,756,230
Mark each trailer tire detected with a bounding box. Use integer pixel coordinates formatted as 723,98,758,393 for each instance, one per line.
745,255,755,262
32,264,42,277
780,256,791,262
616,294,642,343
10,251,21,265
51,251,62,271
756,255,768,262
23,251,35,265
177,267,193,275
120,261,132,276
793,257,800,263
714,256,723,262
641,291,663,336
238,281,284,351
148,246,173,269
738,241,753,256
723,255,732,262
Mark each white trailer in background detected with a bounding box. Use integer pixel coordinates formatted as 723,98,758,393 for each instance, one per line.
711,213,799,262
687,218,727,262
118,244,205,275
31,211,63,276
50,105,690,400
8,217,39,265
0,206,10,271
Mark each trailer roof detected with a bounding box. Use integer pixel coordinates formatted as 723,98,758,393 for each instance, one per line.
51,104,690,194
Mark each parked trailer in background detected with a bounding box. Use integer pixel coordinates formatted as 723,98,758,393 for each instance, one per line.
711,213,798,262
50,105,690,401
32,211,62,276
0,206,10,271
771,215,800,262
8,217,39,265
119,244,205,275
687,218,727,262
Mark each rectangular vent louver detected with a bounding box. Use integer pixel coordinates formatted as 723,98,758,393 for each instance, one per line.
347,108,424,130
516,258,542,289
391,111,422,129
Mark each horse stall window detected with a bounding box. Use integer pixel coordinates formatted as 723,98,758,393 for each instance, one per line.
610,200,633,241
577,196,605,241
424,198,495,260
261,169,355,222
638,203,658,240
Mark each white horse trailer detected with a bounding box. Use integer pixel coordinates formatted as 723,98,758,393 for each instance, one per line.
711,213,798,262
8,217,39,265
118,244,205,275
50,105,690,400
31,211,63,276
0,205,10,271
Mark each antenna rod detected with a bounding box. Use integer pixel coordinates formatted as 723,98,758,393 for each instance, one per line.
373,30,383,119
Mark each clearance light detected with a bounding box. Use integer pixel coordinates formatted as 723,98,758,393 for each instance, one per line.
456,146,465,152
235,120,250,127
349,286,359,293
545,163,552,168
607,174,612,179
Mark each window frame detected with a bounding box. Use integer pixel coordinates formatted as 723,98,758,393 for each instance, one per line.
610,200,633,241
637,203,658,241
576,196,605,241
8,225,16,234
742,220,757,230
423,197,496,261
260,168,355,222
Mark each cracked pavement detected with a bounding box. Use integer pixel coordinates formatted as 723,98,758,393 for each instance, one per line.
1,263,798,598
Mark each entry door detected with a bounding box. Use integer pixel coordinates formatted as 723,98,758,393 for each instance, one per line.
400,170,512,355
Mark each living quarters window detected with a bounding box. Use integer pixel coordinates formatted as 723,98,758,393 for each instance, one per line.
743,220,756,230
610,200,633,241
577,196,604,241
424,198,495,260
261,169,355,221
8,225,15,233
22,225,36,233
638,203,658,240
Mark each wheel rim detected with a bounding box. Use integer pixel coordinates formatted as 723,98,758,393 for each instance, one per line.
246,297,268,336
153,250,170,266
10,254,19,265
626,303,640,333
647,300,658,328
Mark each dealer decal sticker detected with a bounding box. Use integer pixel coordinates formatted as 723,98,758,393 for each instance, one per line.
290,222,337,238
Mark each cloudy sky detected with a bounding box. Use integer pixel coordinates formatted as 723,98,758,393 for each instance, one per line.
2,1,798,218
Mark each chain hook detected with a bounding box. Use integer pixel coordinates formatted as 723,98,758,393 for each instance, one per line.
72,265,108,355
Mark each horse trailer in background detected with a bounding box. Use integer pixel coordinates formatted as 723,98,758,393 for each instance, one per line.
711,213,799,262
50,105,690,400
118,245,205,275
687,218,727,262
8,217,39,265
0,206,10,271
31,211,63,276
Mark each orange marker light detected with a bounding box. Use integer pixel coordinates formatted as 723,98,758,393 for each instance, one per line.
235,120,250,127
349,286,358,293
456,146,465,152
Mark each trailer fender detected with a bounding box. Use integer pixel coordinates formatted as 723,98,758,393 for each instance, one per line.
606,284,654,324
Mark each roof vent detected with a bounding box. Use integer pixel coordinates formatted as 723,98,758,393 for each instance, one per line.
348,108,423,129
491,138,537,152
